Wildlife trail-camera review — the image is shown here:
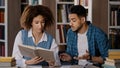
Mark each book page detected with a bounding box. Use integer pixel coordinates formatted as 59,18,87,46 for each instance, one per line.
35,48,55,61
36,47,50,51
18,45,36,58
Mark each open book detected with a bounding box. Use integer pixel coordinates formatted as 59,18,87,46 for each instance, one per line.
18,44,55,61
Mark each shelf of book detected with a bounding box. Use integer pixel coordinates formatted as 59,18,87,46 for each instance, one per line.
0,0,7,57
56,0,92,45
21,0,29,14
56,0,73,45
108,0,120,49
109,26,120,28
21,0,43,14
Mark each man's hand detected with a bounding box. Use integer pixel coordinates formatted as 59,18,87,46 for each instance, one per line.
74,50,90,60
25,56,44,65
59,53,72,62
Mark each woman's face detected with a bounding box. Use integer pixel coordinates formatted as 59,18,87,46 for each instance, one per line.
31,15,45,33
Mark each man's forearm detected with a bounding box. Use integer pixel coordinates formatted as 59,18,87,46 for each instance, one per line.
91,56,104,64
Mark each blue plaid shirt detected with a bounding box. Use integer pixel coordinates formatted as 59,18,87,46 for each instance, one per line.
66,21,110,65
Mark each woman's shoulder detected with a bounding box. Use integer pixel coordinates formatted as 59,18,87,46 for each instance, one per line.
16,30,23,35
16,29,28,37
44,32,53,38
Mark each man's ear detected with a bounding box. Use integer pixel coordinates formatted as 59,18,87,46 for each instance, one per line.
81,17,85,23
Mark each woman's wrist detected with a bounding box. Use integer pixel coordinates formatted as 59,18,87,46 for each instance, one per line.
25,60,31,65
25,60,29,64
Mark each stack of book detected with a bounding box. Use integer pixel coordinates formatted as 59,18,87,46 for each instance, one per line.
103,49,120,68
104,58,120,68
0,57,16,67
108,49,120,59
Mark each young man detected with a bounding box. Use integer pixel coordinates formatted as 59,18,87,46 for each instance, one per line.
59,5,110,67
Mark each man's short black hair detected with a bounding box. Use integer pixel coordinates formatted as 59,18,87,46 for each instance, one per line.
69,5,87,17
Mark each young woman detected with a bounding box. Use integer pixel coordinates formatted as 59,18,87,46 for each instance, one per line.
12,5,60,67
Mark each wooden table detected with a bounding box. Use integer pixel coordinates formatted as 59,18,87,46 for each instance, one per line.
25,65,100,68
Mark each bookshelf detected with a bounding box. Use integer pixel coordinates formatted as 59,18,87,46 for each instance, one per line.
56,0,74,45
55,0,92,45
0,0,6,56
108,0,120,49
0,0,21,56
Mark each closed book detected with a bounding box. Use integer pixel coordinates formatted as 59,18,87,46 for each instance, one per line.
0,61,16,67
0,57,15,62
108,55,120,59
109,49,120,56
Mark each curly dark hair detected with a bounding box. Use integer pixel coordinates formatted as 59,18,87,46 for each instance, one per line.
20,5,54,30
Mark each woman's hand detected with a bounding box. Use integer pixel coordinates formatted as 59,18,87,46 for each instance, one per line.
25,56,44,65
59,53,72,62
46,60,55,66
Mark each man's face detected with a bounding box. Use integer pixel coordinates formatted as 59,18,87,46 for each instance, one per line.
68,14,85,32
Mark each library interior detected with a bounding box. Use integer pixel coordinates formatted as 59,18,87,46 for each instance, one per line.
0,0,120,68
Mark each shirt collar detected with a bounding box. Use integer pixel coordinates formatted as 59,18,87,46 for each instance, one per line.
28,29,47,42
